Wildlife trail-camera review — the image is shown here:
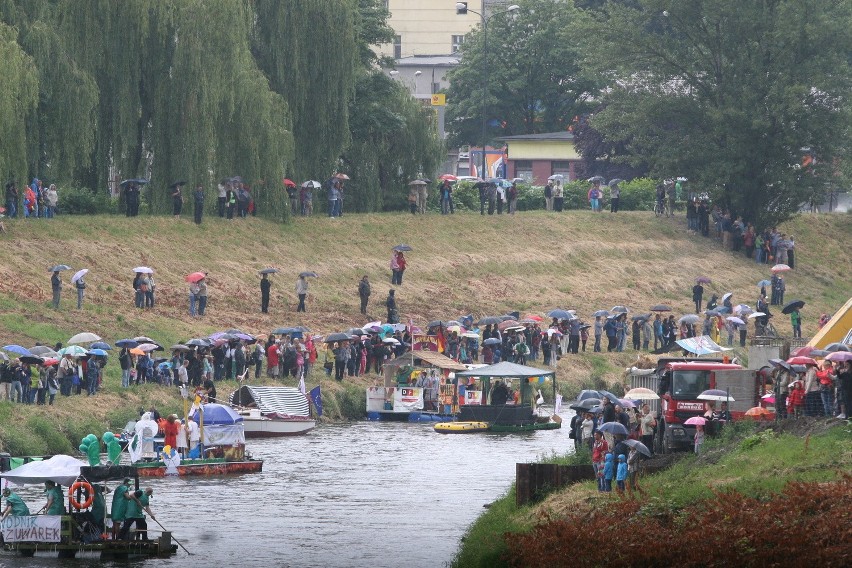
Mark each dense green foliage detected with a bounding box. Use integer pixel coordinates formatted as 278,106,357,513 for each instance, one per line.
0,0,440,217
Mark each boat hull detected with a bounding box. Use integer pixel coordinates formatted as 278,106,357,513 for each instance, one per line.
242,417,316,438
136,459,262,477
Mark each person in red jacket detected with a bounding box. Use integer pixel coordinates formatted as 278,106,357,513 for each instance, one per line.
592,430,609,492
162,415,180,450
266,340,280,378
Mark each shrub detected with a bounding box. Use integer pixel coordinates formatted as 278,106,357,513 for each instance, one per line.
59,187,115,215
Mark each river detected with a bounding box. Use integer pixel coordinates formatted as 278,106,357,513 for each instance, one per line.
2,419,572,568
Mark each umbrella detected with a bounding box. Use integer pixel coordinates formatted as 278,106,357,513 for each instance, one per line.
523,315,544,322
683,416,706,426
186,338,212,347
230,176,243,183
547,309,575,320
19,355,44,366
129,347,145,356
745,407,772,418
282,178,296,187
611,306,629,314
185,272,206,283
623,439,652,458
170,344,191,351
324,332,352,343
734,304,752,315
42,358,58,366
476,316,504,326
90,342,112,351
58,345,88,357
721,292,733,302
28,346,58,357
768,358,792,370
757,279,771,288
48,265,72,272
408,180,427,186
747,312,766,319
439,174,458,181
598,391,621,406
115,339,139,348
650,304,671,312
587,175,605,183
259,268,279,275
781,300,805,315
299,271,319,278
771,264,791,273
824,342,851,353
575,390,603,402
810,349,830,358
383,338,400,345
68,332,101,344
695,276,711,284
334,173,350,180
826,351,852,362
132,266,154,274
597,422,628,436
301,180,321,189
632,314,651,322
678,314,700,325
790,345,815,357
716,306,732,314
618,398,637,409
545,328,563,336
119,178,149,186
133,336,156,344
71,269,89,284
624,387,659,401
426,321,447,329
392,244,413,252
761,394,776,404
482,338,501,346
497,320,520,331
607,178,624,187
787,356,817,366
169,180,187,188
592,310,610,318
461,331,479,339
547,174,564,182
569,398,601,412
86,349,108,357
137,343,162,353
697,389,735,402
726,316,745,326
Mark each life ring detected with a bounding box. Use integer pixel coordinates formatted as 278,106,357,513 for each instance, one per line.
68,481,94,510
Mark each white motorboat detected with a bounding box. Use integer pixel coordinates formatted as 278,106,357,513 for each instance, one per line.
230,385,316,438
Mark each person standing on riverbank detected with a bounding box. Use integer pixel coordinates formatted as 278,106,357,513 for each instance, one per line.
295,275,308,312
358,275,371,315
260,273,271,313
193,184,204,225
51,270,62,309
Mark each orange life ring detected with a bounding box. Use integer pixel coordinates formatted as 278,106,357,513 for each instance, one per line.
69,481,94,510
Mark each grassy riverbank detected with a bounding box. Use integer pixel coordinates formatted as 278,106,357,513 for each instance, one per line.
451,419,852,567
0,211,850,451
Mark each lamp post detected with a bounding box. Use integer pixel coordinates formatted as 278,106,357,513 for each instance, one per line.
457,2,519,179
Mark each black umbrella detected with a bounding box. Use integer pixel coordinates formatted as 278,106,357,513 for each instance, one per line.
623,439,652,457
169,180,187,188
272,327,296,335
393,244,413,252
115,339,139,348
19,355,44,366
650,304,671,312
824,343,850,353
324,332,352,343
569,397,601,411
781,300,805,315
119,178,149,186
186,338,212,347
476,316,504,326
259,268,279,275
299,271,319,278
576,389,601,401
632,314,651,322
427,321,446,329
597,390,621,405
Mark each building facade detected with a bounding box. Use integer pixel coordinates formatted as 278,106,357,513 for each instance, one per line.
499,131,581,185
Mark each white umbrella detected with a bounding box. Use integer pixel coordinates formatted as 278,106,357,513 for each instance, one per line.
137,343,160,352
547,174,564,182
726,316,745,326
68,332,101,344
748,312,766,319
301,180,321,189
133,266,154,274
722,292,733,302
71,268,89,284
383,337,400,345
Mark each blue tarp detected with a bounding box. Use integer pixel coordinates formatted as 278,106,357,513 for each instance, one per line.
675,335,733,356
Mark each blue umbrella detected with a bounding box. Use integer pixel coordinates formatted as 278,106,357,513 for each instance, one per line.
597,390,621,405
115,339,139,348
190,403,243,425
87,348,108,357
483,338,501,346
597,422,629,436
757,279,771,288
547,309,574,320
2,345,33,357
90,341,112,351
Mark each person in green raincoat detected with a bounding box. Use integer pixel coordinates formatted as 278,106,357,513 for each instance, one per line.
110,477,130,535
1,487,30,519
90,483,107,532
118,489,144,540
43,480,65,515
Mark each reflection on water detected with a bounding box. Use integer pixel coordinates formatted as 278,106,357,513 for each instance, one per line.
1,420,571,568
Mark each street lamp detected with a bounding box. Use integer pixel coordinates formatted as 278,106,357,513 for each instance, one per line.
414,70,422,95
456,2,519,179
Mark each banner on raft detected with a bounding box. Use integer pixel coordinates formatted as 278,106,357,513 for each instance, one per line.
462,390,482,406
1,515,62,542
366,387,424,412
412,335,439,352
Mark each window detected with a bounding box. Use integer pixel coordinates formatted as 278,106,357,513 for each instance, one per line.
551,160,572,180
515,160,533,180
393,35,402,59
451,34,465,53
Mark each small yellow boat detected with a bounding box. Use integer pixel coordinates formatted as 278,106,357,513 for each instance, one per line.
433,421,490,434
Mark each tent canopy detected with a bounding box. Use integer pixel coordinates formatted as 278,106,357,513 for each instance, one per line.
229,385,310,417
455,361,555,379
0,455,87,486
384,350,468,371
190,403,243,425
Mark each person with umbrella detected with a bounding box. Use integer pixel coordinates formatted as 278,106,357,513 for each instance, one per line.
358,275,371,315
170,181,184,218
295,274,308,312
608,179,621,213
692,281,704,314
51,269,62,309
390,250,406,285
193,184,204,225
260,272,272,314
328,179,341,218
789,306,802,338
197,275,208,316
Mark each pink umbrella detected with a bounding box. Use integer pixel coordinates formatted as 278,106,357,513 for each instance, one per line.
771,264,791,273
684,416,706,426
826,351,852,362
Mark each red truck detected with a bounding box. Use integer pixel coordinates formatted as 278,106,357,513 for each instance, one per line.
629,358,769,453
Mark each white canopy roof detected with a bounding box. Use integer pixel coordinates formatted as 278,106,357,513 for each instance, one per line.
1,455,87,486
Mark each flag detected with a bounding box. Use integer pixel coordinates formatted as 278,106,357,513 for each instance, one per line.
127,432,142,464
298,374,306,395
309,385,323,417
436,327,446,353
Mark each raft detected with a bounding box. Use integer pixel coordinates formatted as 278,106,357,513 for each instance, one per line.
489,421,561,433
433,421,490,434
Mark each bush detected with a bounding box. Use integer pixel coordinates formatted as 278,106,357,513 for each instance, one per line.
59,187,115,215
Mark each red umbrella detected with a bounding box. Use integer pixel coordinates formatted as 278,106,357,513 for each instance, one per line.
771,264,791,273
523,314,544,322
497,319,520,331
185,272,206,283
283,178,296,187
334,173,350,180
790,345,816,358
787,356,817,366
439,174,458,181
745,406,772,418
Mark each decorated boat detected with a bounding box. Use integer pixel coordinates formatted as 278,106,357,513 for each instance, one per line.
0,457,178,559
229,385,316,437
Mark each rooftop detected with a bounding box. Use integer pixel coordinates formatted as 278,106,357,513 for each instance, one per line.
498,131,576,141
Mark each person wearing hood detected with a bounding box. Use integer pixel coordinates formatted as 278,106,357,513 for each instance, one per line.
602,453,615,492
706,294,718,311
616,454,628,493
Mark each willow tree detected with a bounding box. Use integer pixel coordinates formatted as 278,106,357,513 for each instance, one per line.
0,21,38,186
253,0,358,180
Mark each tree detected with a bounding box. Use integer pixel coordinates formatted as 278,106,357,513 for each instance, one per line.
579,0,852,227
445,0,598,147
0,20,38,185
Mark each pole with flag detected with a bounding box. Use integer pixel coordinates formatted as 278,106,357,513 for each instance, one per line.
309,385,323,417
